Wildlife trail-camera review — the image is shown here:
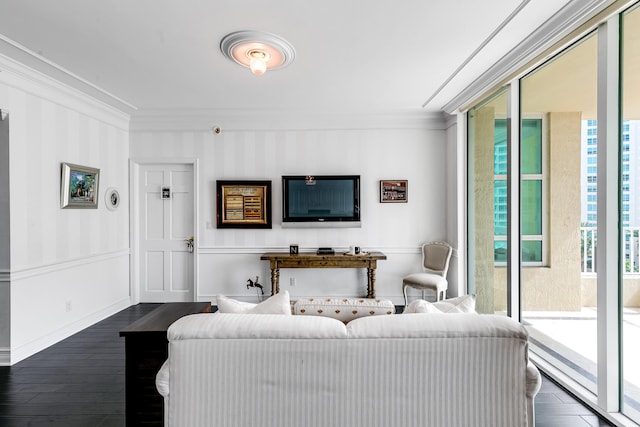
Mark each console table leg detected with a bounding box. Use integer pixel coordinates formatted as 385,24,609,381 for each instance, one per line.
367,268,376,299
270,268,280,295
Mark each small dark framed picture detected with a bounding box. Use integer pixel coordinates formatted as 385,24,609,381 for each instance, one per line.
289,244,299,255
380,180,408,203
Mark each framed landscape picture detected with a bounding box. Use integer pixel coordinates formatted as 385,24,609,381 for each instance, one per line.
216,180,272,228
60,162,100,209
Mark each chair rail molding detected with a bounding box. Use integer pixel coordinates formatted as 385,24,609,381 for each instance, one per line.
9,249,130,281
197,245,425,255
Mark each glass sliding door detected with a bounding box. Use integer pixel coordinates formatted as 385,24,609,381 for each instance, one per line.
520,32,599,393
464,2,640,424
467,89,508,314
621,4,640,421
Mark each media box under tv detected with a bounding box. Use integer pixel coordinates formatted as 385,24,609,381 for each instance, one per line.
316,247,335,255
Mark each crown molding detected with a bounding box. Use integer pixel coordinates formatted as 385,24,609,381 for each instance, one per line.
130,108,447,132
442,0,616,114
0,34,137,116
0,52,130,130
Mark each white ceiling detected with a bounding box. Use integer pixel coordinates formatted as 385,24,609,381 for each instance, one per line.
0,0,579,117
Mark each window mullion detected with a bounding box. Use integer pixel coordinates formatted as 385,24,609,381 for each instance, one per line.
507,81,521,321
596,15,621,412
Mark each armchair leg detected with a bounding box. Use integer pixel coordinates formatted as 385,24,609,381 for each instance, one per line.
403,284,409,307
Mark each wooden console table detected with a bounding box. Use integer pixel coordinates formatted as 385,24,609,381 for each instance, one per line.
260,252,387,298
119,302,211,426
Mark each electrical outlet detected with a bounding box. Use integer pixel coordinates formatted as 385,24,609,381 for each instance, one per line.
65,301,72,312
290,277,296,286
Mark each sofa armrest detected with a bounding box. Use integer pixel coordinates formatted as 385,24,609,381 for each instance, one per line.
156,360,170,398
526,361,541,398
525,361,541,426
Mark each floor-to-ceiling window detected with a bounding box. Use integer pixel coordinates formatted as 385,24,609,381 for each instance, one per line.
466,3,640,424
621,3,640,421
467,89,508,314
520,32,599,393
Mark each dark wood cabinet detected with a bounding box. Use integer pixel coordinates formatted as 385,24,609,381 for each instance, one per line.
119,302,212,426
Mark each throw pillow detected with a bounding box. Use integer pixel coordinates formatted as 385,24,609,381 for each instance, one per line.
402,299,438,314
403,294,476,314
216,290,291,314
432,294,476,313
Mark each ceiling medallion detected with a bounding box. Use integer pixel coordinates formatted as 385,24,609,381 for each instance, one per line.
220,30,295,76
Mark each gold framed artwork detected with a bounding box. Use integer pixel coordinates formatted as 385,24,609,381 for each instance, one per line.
216,180,272,228
380,179,408,203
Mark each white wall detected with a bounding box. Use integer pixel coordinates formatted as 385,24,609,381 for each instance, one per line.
0,55,131,364
131,113,451,304
445,113,464,297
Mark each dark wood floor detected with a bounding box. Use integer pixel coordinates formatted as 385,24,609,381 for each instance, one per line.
0,304,616,427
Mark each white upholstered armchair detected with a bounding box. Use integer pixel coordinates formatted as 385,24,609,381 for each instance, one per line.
402,241,453,305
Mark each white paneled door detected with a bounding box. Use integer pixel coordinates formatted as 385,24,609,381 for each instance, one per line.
138,163,195,302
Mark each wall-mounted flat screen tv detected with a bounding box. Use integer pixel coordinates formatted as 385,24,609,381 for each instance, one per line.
282,175,361,228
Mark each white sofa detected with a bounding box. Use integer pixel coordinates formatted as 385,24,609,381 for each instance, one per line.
156,311,541,427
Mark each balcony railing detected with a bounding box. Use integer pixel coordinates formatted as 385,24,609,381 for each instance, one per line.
581,226,640,274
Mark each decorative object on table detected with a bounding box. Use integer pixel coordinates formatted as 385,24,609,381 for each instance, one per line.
60,162,100,209
380,179,408,203
216,180,272,228
289,244,299,254
348,245,362,255
105,187,120,211
246,276,264,295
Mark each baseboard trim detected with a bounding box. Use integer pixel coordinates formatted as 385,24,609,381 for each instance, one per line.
0,347,9,366
7,297,131,366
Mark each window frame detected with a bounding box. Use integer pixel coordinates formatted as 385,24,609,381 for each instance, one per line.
494,113,548,267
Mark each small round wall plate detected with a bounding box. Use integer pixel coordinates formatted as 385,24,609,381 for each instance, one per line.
105,188,120,211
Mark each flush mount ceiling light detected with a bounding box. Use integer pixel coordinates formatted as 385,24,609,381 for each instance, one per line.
220,30,295,76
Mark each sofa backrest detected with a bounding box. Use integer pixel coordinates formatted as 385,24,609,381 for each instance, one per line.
168,313,347,340
347,312,528,340
164,313,533,427
167,313,528,341
168,312,528,342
